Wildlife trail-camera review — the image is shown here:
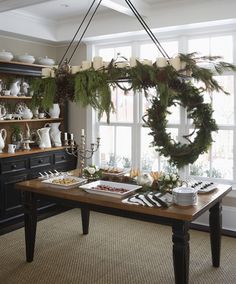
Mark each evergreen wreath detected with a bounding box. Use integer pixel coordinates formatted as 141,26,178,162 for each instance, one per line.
144,82,218,168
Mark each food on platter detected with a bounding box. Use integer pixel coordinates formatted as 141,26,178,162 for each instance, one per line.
51,177,77,185
91,184,129,194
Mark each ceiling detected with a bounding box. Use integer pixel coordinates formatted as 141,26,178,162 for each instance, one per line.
0,0,235,43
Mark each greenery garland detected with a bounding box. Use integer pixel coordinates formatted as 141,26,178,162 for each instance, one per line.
32,53,236,167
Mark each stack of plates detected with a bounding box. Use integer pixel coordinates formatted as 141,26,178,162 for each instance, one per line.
172,187,198,206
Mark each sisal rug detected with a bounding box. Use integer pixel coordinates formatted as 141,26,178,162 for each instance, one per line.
0,209,236,284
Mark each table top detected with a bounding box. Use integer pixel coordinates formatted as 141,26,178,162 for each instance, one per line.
16,179,232,221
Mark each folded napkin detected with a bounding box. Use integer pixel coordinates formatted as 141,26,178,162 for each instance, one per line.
122,192,173,208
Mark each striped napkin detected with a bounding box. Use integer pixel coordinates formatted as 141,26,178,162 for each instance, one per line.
122,192,173,208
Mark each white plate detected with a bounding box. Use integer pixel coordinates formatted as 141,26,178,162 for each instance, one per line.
42,175,87,189
80,180,141,198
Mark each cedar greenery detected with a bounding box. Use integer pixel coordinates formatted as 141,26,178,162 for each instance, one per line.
34,53,236,166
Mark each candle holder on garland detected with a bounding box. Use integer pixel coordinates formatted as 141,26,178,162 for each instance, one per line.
65,131,100,176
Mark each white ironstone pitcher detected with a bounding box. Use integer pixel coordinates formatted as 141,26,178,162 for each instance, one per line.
37,127,51,148
0,128,7,153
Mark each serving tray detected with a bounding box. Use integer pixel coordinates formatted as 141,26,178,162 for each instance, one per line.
41,175,87,189
80,180,141,198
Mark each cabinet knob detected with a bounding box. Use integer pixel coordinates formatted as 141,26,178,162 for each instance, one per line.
39,159,44,164
61,156,65,160
11,164,17,169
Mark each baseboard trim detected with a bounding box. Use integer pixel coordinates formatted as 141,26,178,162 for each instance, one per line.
190,223,236,238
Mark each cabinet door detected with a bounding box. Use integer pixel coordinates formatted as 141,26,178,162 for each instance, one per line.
0,173,27,219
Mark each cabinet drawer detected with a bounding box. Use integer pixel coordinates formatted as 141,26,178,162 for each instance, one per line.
30,154,53,169
1,159,28,174
54,152,73,164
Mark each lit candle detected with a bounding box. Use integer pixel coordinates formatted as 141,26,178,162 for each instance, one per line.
169,56,181,71
156,57,168,68
70,133,74,140
93,56,103,70
81,129,85,136
64,132,68,140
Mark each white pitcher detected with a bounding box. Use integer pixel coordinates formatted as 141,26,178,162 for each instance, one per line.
10,81,21,96
0,128,7,153
37,127,51,148
0,105,6,120
48,103,60,118
44,122,61,146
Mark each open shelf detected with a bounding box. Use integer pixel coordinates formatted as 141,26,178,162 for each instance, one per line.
0,118,63,124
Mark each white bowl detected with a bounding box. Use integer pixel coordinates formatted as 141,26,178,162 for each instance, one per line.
37,56,55,66
17,53,35,64
0,50,13,61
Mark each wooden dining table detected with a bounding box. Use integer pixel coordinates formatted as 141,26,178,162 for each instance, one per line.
15,179,232,284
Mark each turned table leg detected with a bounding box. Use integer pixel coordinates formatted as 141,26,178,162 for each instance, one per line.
81,207,90,235
209,201,222,267
172,220,190,284
22,191,37,262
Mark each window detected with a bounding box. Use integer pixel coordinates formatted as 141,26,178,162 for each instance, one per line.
91,32,236,186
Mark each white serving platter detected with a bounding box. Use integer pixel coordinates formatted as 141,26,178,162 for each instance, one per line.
80,180,142,198
41,175,87,189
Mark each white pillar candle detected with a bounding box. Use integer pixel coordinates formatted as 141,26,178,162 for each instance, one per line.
142,59,152,66
70,133,74,140
130,57,138,67
169,56,181,71
82,61,91,70
81,129,85,136
42,68,51,78
64,132,68,140
156,57,168,68
71,65,81,74
50,69,56,78
93,56,103,70
116,62,127,68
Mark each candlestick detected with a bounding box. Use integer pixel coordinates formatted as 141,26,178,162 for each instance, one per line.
70,133,74,140
64,132,68,140
81,129,85,136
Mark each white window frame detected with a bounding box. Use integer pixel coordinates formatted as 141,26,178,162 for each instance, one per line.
86,24,236,188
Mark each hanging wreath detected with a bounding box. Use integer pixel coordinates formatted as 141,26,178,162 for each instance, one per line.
144,80,218,168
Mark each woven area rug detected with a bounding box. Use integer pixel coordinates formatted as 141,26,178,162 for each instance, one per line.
0,209,236,284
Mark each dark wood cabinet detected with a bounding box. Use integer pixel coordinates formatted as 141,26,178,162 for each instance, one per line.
0,148,77,231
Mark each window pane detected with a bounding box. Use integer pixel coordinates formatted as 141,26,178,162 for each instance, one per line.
212,76,234,125
190,152,210,177
211,36,233,62
188,38,210,56
100,85,134,123
141,127,160,171
211,130,233,179
99,126,131,168
140,41,178,61
99,46,131,61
